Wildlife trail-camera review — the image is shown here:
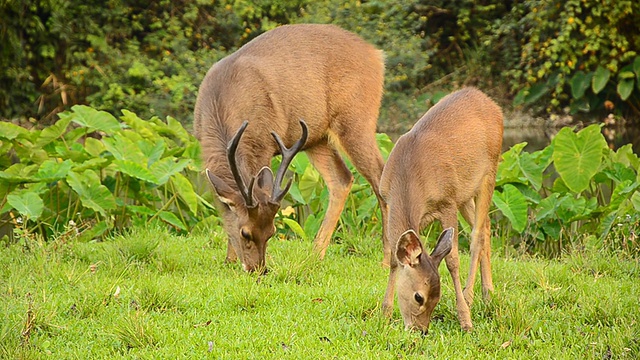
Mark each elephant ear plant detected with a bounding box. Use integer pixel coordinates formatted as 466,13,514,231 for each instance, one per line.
492,124,640,254
0,105,216,242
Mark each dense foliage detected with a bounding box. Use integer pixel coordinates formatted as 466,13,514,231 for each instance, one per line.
0,106,213,241
2,0,639,128
508,0,640,115
493,124,640,255
3,107,637,256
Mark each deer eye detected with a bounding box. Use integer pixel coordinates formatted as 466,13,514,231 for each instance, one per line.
241,228,252,241
414,292,425,305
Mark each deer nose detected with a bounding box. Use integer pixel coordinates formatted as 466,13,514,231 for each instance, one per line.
242,263,269,274
406,324,429,335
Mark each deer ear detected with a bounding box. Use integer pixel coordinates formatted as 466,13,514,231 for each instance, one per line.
396,229,424,267
206,169,240,210
429,227,454,267
255,166,274,191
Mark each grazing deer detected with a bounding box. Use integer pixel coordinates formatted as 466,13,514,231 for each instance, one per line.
379,87,503,332
194,24,389,272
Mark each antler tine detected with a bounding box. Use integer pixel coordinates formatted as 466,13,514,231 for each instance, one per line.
227,120,254,207
270,120,308,202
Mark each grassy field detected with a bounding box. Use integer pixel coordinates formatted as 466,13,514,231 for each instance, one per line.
1,226,639,359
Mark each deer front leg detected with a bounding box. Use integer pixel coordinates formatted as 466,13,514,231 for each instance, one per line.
480,218,494,300
466,176,496,303
382,260,398,317
335,126,389,266
306,144,354,259
441,215,473,331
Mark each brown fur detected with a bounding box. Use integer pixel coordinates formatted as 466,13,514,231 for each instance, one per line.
380,87,504,332
194,24,390,271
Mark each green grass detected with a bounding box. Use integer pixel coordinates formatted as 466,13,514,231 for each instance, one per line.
1,227,639,359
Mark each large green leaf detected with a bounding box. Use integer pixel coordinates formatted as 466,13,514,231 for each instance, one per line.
7,192,44,220
138,139,165,166
0,163,38,183
518,152,546,191
84,138,105,158
149,157,190,185
166,116,190,143
67,105,121,134
569,71,592,99
376,133,394,160
112,160,159,184
496,143,527,185
158,211,186,230
72,158,109,172
35,117,71,147
289,152,310,175
298,165,322,202
55,142,89,163
303,213,322,240
631,191,640,211
35,159,73,181
633,56,640,78
281,217,308,241
492,184,528,232
592,66,610,94
524,82,549,104
66,170,117,216
611,144,640,170
552,125,607,193
102,134,147,164
287,183,306,205
120,110,157,139
556,195,595,222
608,180,638,211
0,122,30,140
617,77,635,101
171,172,198,215
536,193,559,222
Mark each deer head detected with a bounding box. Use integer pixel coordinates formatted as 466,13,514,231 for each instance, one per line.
206,120,308,272
395,228,453,333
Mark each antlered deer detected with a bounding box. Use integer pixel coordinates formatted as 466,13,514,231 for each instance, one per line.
379,87,503,332
194,24,389,272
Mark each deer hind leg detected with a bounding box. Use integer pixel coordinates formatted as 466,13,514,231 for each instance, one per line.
306,142,354,260
463,175,496,304
441,211,473,331
478,174,497,300
460,200,479,307
480,214,494,300
330,124,390,266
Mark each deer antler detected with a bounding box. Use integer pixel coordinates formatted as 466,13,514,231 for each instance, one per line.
270,120,308,202
227,120,256,207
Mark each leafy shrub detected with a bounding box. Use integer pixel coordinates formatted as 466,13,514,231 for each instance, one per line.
0,105,215,241
507,0,640,115
493,124,640,254
279,125,639,255
2,104,638,256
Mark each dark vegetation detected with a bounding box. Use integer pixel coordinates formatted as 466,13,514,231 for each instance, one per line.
2,0,640,129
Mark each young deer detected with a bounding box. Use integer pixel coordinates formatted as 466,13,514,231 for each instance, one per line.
194,24,389,272
379,87,503,332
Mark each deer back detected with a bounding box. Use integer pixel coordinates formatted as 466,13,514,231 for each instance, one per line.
381,87,503,234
